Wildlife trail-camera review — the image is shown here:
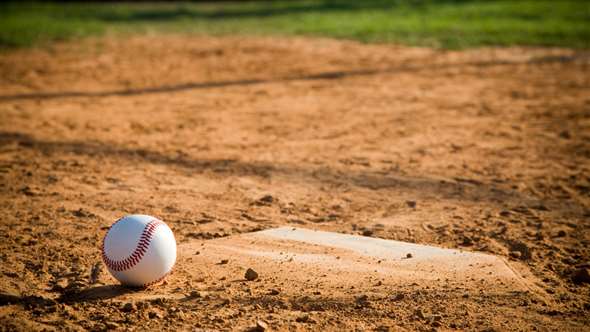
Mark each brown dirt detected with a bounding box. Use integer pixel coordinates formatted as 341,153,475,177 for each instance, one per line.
0,35,589,331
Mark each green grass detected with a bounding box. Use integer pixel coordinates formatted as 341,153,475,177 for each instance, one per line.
1,1,589,50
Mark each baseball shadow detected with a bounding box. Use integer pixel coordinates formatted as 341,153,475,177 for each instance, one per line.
58,285,136,303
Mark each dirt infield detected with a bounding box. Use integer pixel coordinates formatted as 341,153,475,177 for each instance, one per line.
0,36,589,331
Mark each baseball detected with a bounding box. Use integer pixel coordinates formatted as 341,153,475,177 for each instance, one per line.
101,215,176,287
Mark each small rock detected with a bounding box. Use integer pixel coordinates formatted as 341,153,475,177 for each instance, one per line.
254,320,268,331
89,262,102,284
105,322,120,329
269,289,280,295
72,208,96,218
572,268,590,284
406,201,417,208
260,195,274,202
327,213,339,220
148,311,163,319
362,229,374,237
509,251,522,259
296,314,315,323
219,259,229,265
556,230,567,237
406,253,413,259
532,204,549,211
254,195,275,206
121,302,136,312
563,257,576,265
174,310,186,320
509,241,531,260
415,309,426,320
137,301,150,310
559,130,571,139
189,290,202,298
53,278,69,291
72,209,86,217
61,304,80,320
461,237,474,246
391,293,405,301
245,268,259,281
62,280,86,297
355,294,369,307
19,186,40,196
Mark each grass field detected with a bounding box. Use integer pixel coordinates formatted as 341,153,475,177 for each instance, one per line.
1,0,589,50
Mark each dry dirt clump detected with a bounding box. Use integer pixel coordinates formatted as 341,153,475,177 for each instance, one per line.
0,35,589,330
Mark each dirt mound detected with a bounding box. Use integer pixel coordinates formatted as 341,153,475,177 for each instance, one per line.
0,35,589,330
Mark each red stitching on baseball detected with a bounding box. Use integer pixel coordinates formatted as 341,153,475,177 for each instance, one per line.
140,268,173,288
101,218,165,272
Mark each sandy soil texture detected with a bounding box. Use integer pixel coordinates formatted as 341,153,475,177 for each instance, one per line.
0,36,589,331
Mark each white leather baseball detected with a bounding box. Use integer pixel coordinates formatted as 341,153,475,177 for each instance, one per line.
101,215,176,287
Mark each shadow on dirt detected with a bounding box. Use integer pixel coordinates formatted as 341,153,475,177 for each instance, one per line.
0,54,581,102
0,293,57,307
0,285,134,307
58,285,136,304
1,131,537,207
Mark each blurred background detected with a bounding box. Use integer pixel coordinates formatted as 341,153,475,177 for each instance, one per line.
1,0,589,50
